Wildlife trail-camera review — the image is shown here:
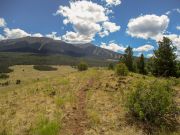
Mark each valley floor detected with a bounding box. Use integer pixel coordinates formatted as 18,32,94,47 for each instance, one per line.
0,65,179,135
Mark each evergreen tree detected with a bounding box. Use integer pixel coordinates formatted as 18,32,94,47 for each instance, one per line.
124,46,134,71
137,54,146,74
154,37,177,77
146,56,156,74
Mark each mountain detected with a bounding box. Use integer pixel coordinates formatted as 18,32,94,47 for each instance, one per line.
0,37,122,59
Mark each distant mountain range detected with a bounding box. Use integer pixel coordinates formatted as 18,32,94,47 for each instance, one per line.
0,37,122,59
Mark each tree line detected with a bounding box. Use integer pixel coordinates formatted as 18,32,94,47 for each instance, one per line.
120,37,179,77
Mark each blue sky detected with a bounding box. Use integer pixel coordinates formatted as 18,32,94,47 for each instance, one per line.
0,0,180,57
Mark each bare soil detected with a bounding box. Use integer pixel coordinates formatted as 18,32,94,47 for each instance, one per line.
60,79,94,135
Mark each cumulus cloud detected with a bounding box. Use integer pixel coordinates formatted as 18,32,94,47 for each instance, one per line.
134,44,154,52
176,26,180,30
32,33,43,37
105,0,121,6
62,31,94,44
3,28,31,39
103,21,120,32
0,18,6,27
0,17,63,41
99,21,120,37
99,30,109,37
56,0,120,43
100,42,126,52
46,32,61,40
127,14,169,40
1,28,61,40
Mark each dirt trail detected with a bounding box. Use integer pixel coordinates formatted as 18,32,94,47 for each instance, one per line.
60,79,94,135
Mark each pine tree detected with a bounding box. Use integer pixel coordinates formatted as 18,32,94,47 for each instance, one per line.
146,56,156,74
124,46,134,71
154,37,177,77
137,54,146,74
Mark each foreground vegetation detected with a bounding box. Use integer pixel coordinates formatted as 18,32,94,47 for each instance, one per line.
0,65,179,135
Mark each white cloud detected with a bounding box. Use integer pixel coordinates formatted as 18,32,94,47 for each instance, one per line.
0,18,62,41
56,0,120,44
0,18,6,27
105,8,113,15
103,21,120,32
147,53,153,58
73,21,102,36
105,0,121,6
100,42,126,52
56,1,108,23
176,26,180,30
99,30,109,37
127,14,169,40
99,21,120,37
32,33,43,37
46,32,61,40
62,31,93,44
0,34,5,41
3,28,31,39
134,44,154,52
165,11,171,15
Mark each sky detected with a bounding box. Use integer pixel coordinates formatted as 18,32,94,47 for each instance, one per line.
0,0,180,58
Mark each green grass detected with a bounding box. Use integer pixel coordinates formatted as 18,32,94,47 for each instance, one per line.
0,65,179,135
58,78,69,85
31,116,60,135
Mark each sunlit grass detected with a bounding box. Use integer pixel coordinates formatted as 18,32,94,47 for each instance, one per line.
0,65,179,135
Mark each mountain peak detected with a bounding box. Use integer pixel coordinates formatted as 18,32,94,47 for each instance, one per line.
0,37,122,59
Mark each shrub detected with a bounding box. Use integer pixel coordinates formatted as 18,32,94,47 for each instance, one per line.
108,63,114,70
77,62,88,71
115,63,128,76
0,74,9,79
126,81,178,130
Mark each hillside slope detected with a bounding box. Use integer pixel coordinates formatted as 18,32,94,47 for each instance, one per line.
0,65,179,135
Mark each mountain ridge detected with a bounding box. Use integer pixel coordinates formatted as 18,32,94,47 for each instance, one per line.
0,37,122,59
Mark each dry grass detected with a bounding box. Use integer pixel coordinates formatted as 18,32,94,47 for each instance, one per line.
0,65,179,135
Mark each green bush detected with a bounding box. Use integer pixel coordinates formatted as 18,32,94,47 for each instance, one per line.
115,63,128,76
77,62,88,71
33,65,57,71
126,81,178,129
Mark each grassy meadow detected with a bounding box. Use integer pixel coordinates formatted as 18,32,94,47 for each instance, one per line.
0,65,179,135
